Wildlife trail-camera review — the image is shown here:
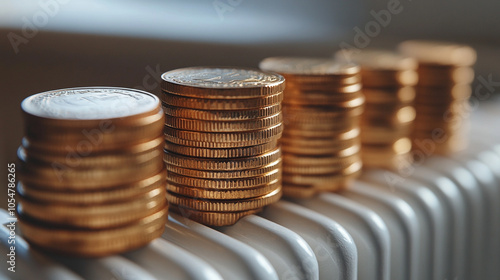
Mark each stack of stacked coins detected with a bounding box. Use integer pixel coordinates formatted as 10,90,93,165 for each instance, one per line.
335,50,418,170
161,67,284,226
259,57,364,198
17,87,167,256
399,41,477,154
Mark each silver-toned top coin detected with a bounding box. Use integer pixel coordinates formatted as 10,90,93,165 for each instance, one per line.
161,67,285,98
21,87,159,120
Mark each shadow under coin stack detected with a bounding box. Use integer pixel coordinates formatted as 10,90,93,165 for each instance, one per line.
335,50,418,170
161,67,284,226
260,57,364,198
399,41,477,154
17,87,167,257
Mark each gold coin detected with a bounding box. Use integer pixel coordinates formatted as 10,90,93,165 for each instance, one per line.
363,87,415,104
281,184,318,198
335,50,418,87
161,67,285,98
285,94,365,111
285,144,361,158
433,139,467,155
413,102,470,116
412,135,467,155
164,134,282,148
362,105,416,126
282,161,362,186
362,138,412,154
164,123,283,145
282,126,356,138
18,185,166,229
166,168,281,189
21,136,164,167
417,66,474,86
161,90,283,110
282,91,363,106
166,158,281,179
259,57,360,77
413,118,469,133
398,40,477,66
165,113,282,132
167,179,281,200
163,103,281,121
164,147,280,170
170,205,260,226
285,83,362,94
280,139,360,156
283,105,364,121
17,169,167,204
282,79,361,91
283,88,362,101
19,148,164,190
283,152,360,166
335,49,418,71
412,126,463,138
281,128,360,145
24,109,164,152
360,124,412,144
166,187,282,212
362,152,413,170
283,117,360,133
283,155,361,175
361,70,418,88
164,140,278,158
280,141,360,156
17,206,167,257
282,177,352,197
283,73,361,86
414,85,471,101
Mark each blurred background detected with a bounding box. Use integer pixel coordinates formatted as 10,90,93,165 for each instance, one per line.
1,0,499,208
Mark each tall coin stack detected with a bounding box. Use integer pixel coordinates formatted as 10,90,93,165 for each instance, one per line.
399,41,477,154
260,57,364,198
18,87,167,256
161,67,284,226
335,50,418,170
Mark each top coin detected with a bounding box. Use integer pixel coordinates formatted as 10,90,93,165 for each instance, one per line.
259,57,360,76
398,40,477,66
161,67,285,99
22,87,160,120
334,49,417,71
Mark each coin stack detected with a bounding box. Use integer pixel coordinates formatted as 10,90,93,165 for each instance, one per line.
161,67,284,226
399,41,477,154
17,87,167,257
335,50,418,170
259,57,364,198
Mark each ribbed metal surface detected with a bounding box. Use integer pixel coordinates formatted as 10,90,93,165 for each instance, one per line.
1,101,499,280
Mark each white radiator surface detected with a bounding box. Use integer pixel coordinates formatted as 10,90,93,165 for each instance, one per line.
1,100,500,280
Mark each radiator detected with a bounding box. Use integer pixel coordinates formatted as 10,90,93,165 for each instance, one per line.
1,100,499,280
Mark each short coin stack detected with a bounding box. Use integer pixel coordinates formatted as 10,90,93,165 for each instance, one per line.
18,87,167,257
399,41,477,154
260,57,364,198
335,50,418,170
161,67,284,226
